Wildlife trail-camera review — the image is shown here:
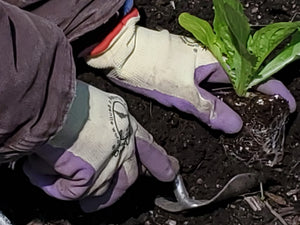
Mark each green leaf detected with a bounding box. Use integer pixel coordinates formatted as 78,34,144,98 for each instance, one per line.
248,31,300,88
178,12,230,77
290,28,300,45
230,54,253,96
213,0,255,96
223,3,250,48
178,12,216,47
213,0,237,54
213,0,245,34
213,0,247,53
247,21,300,71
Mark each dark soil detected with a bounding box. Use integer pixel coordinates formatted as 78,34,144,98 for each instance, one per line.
1,0,300,225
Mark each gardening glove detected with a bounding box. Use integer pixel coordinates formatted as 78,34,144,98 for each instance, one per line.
86,8,243,134
86,8,296,134
23,80,179,213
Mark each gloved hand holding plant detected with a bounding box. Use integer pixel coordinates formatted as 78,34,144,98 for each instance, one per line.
86,6,296,134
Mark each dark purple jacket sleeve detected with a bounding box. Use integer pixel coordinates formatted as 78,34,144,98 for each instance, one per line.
2,0,126,41
0,0,127,162
0,1,75,162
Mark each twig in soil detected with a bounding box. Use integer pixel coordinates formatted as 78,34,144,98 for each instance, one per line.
265,200,288,225
278,207,300,217
289,161,300,174
286,188,300,197
244,196,264,211
194,161,203,172
260,181,265,201
8,161,16,170
267,207,300,225
290,12,300,22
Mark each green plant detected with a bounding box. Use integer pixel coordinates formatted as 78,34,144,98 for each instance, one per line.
178,0,300,97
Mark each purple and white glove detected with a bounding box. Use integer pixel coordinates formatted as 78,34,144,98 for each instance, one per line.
86,8,296,134
23,80,179,213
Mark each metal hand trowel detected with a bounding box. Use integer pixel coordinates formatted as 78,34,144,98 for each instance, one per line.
155,173,259,212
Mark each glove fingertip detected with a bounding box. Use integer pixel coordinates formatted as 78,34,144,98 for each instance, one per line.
286,94,296,113
210,102,243,134
257,79,296,113
159,155,179,182
136,138,178,182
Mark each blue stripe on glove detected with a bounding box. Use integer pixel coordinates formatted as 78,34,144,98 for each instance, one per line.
122,0,134,15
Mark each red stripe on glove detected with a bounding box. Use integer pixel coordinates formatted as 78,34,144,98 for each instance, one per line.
90,8,139,56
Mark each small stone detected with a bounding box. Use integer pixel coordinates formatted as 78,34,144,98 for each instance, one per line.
156,13,162,20
230,204,236,209
196,178,204,185
170,1,175,10
165,219,177,225
293,195,298,201
251,7,259,13
282,5,288,11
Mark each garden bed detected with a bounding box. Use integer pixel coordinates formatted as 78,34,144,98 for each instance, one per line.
0,0,300,224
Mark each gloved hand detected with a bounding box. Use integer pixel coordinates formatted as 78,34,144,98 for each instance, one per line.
86,8,296,134
23,80,179,213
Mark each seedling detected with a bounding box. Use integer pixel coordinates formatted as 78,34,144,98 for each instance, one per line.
178,0,300,97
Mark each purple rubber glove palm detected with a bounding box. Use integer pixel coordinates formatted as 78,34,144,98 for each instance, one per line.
23,81,179,213
86,9,295,134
